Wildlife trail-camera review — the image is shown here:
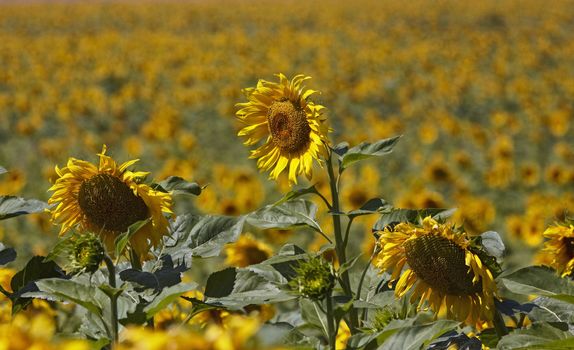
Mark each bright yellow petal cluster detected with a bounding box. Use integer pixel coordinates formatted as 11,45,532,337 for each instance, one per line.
538,222,574,277
374,217,498,328
236,74,330,185
48,145,173,258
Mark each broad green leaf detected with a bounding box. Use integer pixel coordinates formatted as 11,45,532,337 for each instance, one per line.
529,297,574,323
372,208,455,232
499,266,574,304
155,176,202,196
144,282,197,318
114,218,151,257
347,198,392,218
205,267,294,308
247,199,321,232
0,243,16,265
300,299,328,337
161,214,245,265
10,256,67,313
27,278,105,316
0,167,6,175
0,196,48,220
332,142,349,158
496,322,572,350
274,185,318,207
341,135,401,169
120,255,186,292
378,320,459,350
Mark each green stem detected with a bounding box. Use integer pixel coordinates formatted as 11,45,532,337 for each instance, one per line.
325,295,336,350
314,190,333,210
326,153,359,333
357,248,379,322
129,248,142,270
493,308,509,339
342,217,354,249
103,254,119,344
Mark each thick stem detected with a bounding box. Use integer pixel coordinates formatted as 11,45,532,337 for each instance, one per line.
103,254,119,344
325,295,336,350
326,154,359,333
129,248,142,270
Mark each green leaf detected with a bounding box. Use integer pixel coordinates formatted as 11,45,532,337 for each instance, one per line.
378,320,459,350
162,214,245,263
338,254,362,275
496,322,572,350
478,231,505,261
247,199,321,232
0,167,6,175
155,176,202,196
274,185,318,207
300,299,328,337
10,256,67,313
26,278,105,316
0,243,16,265
144,283,197,318
204,267,237,298
372,208,455,232
500,266,574,304
347,198,391,218
0,196,48,220
340,135,401,169
332,142,349,158
114,218,151,257
529,297,574,323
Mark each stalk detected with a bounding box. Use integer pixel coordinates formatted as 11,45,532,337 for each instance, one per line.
103,254,119,344
326,153,359,333
326,294,336,350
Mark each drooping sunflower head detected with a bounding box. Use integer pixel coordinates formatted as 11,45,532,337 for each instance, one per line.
289,256,335,300
374,217,498,328
236,73,330,185
48,145,173,259
538,221,574,277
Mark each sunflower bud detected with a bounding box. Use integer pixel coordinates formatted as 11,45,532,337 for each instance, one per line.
290,256,335,300
69,232,105,273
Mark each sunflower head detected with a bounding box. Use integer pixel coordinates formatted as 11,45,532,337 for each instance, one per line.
289,256,335,300
236,74,331,185
538,221,574,277
48,145,174,259
374,217,498,328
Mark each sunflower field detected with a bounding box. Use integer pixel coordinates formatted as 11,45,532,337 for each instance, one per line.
1,0,574,349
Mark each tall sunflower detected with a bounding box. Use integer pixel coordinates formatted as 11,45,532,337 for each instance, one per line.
374,217,498,327
537,222,574,277
48,145,173,258
235,73,330,185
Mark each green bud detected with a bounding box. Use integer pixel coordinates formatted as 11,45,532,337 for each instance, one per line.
290,256,335,300
69,232,105,273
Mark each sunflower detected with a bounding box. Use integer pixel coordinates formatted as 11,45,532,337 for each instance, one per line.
538,222,574,277
224,233,273,268
235,73,330,185
374,217,498,327
48,145,173,258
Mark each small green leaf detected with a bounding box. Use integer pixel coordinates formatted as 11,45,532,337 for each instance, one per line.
114,218,151,257
98,284,124,299
0,196,48,220
0,167,6,175
0,243,16,265
500,266,574,304
337,254,361,275
156,176,202,196
347,198,391,218
373,208,454,232
247,199,321,232
478,231,505,261
332,142,349,159
274,185,318,207
341,135,401,169
144,283,197,318
204,267,237,298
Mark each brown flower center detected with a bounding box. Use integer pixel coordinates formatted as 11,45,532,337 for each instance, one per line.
267,100,311,154
78,173,149,233
404,234,481,296
564,237,574,259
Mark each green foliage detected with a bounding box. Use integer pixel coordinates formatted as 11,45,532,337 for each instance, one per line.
500,266,574,305
337,136,402,170
154,176,203,196
0,195,48,220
